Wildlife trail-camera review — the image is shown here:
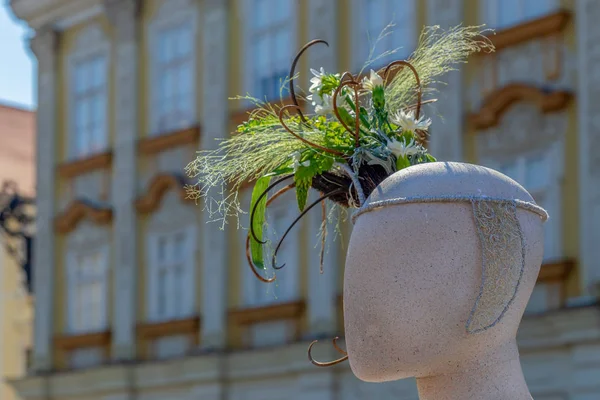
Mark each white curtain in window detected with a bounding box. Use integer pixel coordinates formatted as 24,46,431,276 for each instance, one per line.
250,0,294,101
71,55,107,158
154,21,195,134
147,226,196,321
67,248,108,334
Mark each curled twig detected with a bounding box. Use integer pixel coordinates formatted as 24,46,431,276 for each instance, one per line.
249,174,294,244
384,60,422,119
246,183,296,283
289,39,329,122
279,105,346,157
308,339,349,367
272,189,344,270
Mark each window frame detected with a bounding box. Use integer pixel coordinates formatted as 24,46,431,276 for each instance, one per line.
67,25,110,160
147,1,198,135
482,0,558,30
146,225,197,322
66,246,110,334
242,0,298,103
350,0,417,72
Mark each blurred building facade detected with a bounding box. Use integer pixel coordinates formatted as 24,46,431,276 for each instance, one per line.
0,102,36,400
7,0,600,399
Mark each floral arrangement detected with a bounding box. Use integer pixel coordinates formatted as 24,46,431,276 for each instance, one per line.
185,25,493,282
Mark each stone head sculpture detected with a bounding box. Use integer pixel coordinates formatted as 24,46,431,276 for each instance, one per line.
344,161,547,383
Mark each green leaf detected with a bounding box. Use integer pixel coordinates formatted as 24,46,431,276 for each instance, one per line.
294,176,311,211
337,107,356,128
249,176,271,269
396,155,410,170
426,153,437,162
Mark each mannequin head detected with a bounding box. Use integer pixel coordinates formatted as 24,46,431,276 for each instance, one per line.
343,162,546,382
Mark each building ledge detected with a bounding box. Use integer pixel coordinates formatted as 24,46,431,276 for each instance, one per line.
57,151,112,179
228,300,306,326
138,126,200,155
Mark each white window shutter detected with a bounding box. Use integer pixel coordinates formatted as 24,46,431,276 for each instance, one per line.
147,233,159,321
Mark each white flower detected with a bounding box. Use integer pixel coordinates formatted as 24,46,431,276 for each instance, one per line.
291,151,310,171
362,69,384,91
309,67,326,94
313,93,344,115
391,110,432,132
386,138,419,158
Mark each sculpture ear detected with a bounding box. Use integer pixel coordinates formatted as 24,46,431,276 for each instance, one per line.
466,200,526,334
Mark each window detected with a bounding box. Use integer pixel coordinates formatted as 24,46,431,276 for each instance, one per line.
247,0,294,101
354,0,416,69
71,55,107,158
153,22,195,134
147,228,195,321
67,250,108,333
496,149,562,261
484,0,555,29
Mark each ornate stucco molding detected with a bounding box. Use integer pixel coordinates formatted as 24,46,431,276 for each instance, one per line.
135,173,193,214
469,84,573,131
54,200,113,234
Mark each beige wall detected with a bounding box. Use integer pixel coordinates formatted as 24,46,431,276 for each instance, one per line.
0,103,36,400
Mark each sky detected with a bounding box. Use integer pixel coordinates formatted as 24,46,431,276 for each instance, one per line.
0,0,36,110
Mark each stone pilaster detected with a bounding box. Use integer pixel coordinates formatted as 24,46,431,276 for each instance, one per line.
576,0,600,299
306,0,339,338
426,0,464,162
29,26,58,372
200,0,229,350
104,0,140,360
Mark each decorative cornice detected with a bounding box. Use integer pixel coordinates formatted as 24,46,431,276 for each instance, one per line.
138,126,200,155
135,173,193,214
469,84,573,130
53,330,111,351
54,199,113,234
57,151,113,179
228,300,306,326
484,10,571,52
538,259,576,283
137,316,200,339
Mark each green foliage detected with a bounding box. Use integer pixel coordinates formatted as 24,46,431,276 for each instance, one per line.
249,176,271,270
293,150,335,211
319,74,342,96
